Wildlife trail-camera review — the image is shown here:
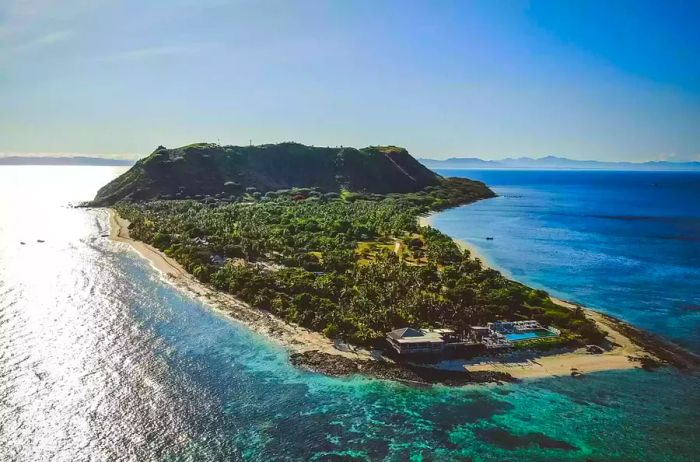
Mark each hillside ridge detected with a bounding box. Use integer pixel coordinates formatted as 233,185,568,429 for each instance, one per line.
92,142,443,205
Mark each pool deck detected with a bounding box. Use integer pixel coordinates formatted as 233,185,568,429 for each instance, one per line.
504,329,557,342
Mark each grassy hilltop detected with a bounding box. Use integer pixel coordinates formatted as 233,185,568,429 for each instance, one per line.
92,142,444,206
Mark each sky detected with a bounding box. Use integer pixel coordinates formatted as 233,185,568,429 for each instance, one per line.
1,0,699,161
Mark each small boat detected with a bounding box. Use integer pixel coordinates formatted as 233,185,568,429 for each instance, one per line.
37,239,45,243
20,241,26,245
485,237,494,240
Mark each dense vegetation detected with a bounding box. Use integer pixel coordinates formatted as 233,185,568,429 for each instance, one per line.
115,183,605,347
93,143,441,206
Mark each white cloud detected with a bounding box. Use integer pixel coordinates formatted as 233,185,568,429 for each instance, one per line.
10,29,75,51
103,45,200,62
1,0,108,22
0,0,106,47
657,152,677,161
655,152,700,162
33,29,73,45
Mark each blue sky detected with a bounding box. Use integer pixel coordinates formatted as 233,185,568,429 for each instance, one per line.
1,0,698,161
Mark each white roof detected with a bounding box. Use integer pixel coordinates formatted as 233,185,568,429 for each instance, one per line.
387,327,446,344
387,327,424,339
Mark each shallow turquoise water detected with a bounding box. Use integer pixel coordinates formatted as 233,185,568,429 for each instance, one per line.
504,330,555,342
1,166,699,461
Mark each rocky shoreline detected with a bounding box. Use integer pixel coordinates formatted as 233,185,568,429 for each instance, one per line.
289,350,518,386
596,312,700,370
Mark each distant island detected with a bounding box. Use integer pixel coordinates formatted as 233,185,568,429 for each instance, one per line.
0,156,134,166
93,142,697,384
418,155,700,171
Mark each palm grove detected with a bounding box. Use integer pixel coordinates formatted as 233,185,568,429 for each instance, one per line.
115,180,605,348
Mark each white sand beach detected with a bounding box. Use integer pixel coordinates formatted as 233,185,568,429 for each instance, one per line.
108,209,372,361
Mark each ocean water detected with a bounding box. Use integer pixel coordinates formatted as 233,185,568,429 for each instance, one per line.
432,169,700,354
0,166,699,461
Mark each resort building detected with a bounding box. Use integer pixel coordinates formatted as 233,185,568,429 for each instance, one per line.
487,320,542,333
469,326,492,339
386,320,561,355
386,327,456,355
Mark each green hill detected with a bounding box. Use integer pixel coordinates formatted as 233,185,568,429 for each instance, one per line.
92,142,444,205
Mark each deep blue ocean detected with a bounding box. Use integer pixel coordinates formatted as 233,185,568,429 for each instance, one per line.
1,166,699,461
432,169,700,353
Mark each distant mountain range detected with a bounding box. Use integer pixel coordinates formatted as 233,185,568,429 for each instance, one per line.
3,153,698,171
0,156,135,166
418,155,700,171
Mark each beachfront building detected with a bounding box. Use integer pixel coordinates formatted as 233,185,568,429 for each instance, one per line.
387,321,561,355
487,320,546,333
469,326,491,340
386,327,456,355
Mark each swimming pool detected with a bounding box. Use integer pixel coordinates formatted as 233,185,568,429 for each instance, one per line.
504,329,557,342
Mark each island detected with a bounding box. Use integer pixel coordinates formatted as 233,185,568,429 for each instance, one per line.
92,142,698,384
